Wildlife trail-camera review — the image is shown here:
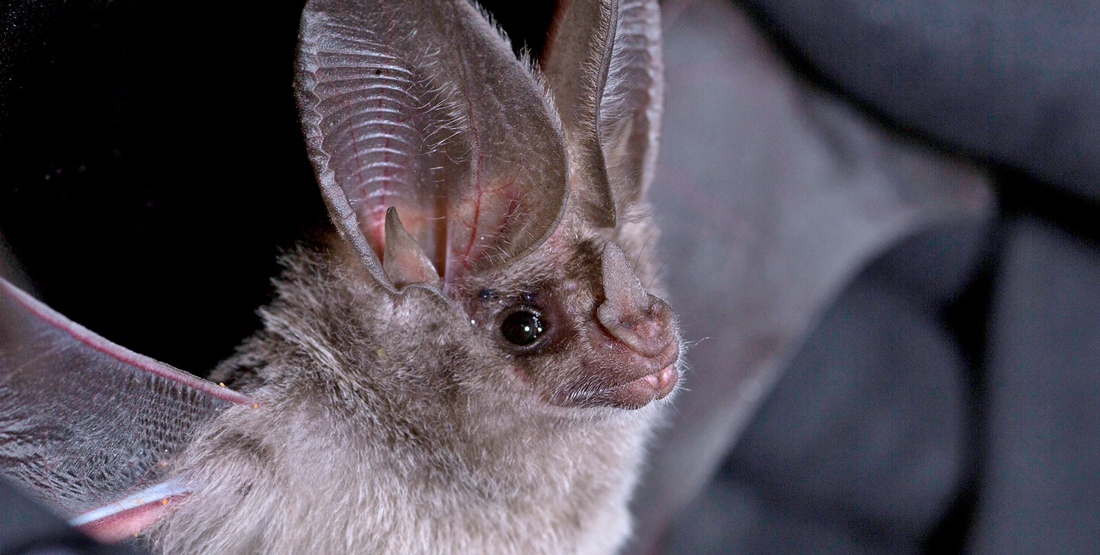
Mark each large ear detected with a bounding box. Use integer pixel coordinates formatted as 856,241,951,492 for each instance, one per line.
541,0,663,225
296,0,569,293
540,0,617,227
599,0,663,208
0,277,256,542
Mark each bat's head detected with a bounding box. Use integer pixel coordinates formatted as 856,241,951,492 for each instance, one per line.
289,0,673,422
442,216,679,412
138,3,672,548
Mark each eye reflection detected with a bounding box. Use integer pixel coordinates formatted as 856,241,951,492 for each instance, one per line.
501,310,544,346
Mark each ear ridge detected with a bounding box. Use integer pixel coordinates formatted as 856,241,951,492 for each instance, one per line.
297,0,569,296
541,0,619,228
600,0,664,210
297,4,427,294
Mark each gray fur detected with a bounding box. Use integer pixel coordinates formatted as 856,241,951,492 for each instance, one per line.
144,213,677,554
141,0,676,552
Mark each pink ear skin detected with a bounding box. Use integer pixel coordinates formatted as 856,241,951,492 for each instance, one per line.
552,243,679,410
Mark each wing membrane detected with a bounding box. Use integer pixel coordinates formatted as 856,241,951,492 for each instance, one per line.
0,277,253,521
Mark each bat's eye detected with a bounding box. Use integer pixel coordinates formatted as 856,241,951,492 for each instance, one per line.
501,309,545,347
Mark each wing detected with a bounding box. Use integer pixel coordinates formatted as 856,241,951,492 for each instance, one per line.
0,277,255,542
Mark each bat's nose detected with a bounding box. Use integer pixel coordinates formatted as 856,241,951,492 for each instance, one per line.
597,243,677,358
598,294,676,358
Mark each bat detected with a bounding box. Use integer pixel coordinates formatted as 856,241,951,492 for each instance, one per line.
0,0,678,553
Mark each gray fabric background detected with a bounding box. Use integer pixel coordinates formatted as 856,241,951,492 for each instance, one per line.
640,0,1100,553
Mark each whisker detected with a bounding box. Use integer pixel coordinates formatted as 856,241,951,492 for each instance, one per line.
647,251,675,290
634,228,659,275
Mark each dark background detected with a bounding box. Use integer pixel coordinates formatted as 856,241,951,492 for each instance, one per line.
0,0,555,375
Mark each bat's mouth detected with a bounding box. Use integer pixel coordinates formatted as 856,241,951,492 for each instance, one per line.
611,362,679,408
545,340,681,410
597,340,680,409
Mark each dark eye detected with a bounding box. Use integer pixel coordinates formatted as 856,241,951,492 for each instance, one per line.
501,309,544,347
